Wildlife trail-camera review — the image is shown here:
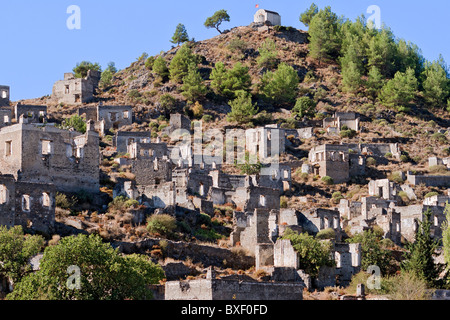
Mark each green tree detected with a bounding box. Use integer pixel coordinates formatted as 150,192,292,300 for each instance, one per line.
308,6,341,64
99,62,117,88
367,28,397,78
171,23,190,46
366,66,384,100
256,39,279,69
61,114,87,133
181,64,207,102
204,9,230,34
346,229,393,274
300,3,319,27
227,90,258,125
401,209,444,287
292,96,317,118
73,61,102,78
169,44,199,83
210,62,252,99
342,61,362,93
443,203,450,277
236,151,262,175
7,234,165,300
379,67,418,110
422,57,450,107
159,94,177,117
282,228,334,278
260,63,299,106
152,56,169,80
0,226,44,285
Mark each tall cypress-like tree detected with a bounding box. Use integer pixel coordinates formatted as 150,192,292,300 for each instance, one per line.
171,23,190,46
401,209,444,287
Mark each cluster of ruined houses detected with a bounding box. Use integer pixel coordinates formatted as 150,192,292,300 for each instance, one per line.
1,66,450,300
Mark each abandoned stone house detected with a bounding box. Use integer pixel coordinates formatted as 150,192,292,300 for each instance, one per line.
308,144,352,184
78,104,133,136
0,85,10,107
0,174,56,233
254,9,281,26
14,103,47,124
230,206,360,289
114,131,152,154
323,112,360,134
245,125,285,162
162,114,192,136
0,120,100,193
429,156,450,169
52,70,100,104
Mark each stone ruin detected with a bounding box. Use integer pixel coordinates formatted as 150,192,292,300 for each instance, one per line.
52,70,100,104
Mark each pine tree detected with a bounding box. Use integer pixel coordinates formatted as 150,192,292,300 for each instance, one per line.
210,62,252,99
401,209,444,287
366,66,384,100
292,97,317,119
171,23,189,46
308,6,341,64
169,44,199,83
204,9,230,34
341,61,362,93
260,63,299,106
422,57,450,108
299,3,319,27
257,38,279,69
367,28,397,78
379,67,418,110
152,56,169,80
181,64,207,102
227,90,258,125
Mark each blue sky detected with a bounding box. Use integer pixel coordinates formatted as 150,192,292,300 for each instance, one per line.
1,0,449,101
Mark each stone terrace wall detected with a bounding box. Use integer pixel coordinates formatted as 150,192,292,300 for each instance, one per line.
116,238,255,270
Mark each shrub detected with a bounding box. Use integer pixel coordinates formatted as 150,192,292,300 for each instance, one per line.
202,114,213,123
256,39,279,69
429,165,448,174
61,115,87,134
227,90,258,124
55,193,77,210
147,214,177,235
191,101,204,119
280,196,288,209
282,228,334,277
340,129,357,138
227,36,247,53
431,132,447,144
385,152,393,158
400,154,410,163
332,192,344,204
425,192,439,198
388,172,404,184
159,94,177,116
145,56,155,70
316,228,336,240
383,272,432,300
366,157,377,166
152,56,169,80
321,176,334,185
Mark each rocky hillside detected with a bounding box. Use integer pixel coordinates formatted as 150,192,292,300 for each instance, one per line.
17,23,450,213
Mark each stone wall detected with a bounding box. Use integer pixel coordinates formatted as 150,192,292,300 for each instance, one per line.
407,172,450,187
0,123,100,193
14,104,47,123
52,71,100,104
165,278,304,300
0,175,55,233
0,86,10,107
114,131,151,153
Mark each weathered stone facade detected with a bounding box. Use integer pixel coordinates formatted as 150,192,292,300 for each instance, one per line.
0,86,10,107
14,103,47,124
0,122,100,193
52,71,100,104
0,175,55,233
114,131,151,154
